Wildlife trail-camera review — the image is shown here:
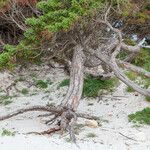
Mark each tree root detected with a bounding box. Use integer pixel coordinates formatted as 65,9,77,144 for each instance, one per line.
0,105,100,143
0,105,62,121
0,105,99,121
27,127,61,135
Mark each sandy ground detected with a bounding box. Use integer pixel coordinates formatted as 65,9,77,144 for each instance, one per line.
0,64,149,150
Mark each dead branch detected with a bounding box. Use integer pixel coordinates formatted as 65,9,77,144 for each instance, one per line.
94,48,150,96
88,6,150,96
118,60,150,78
119,132,137,141
121,43,140,53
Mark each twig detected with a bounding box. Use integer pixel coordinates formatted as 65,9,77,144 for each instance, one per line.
119,132,137,142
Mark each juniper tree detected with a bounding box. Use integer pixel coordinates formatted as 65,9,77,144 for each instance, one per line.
0,0,150,142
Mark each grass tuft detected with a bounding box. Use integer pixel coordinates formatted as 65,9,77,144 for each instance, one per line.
128,107,150,125
145,96,150,102
58,79,70,87
59,76,118,98
126,86,135,93
1,128,15,136
36,80,48,89
21,88,29,95
86,133,97,138
83,76,118,97
0,95,12,105
125,71,137,81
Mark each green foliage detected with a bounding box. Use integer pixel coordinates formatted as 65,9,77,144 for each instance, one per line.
117,51,128,60
59,76,118,97
124,48,150,90
36,80,48,89
128,107,150,125
1,128,15,136
125,71,137,81
124,38,136,46
21,88,29,95
58,79,70,87
0,0,8,8
86,132,97,138
25,0,103,42
132,48,150,72
0,44,17,70
0,95,12,105
15,77,26,82
83,76,118,97
126,86,135,93
145,96,150,102
0,0,104,70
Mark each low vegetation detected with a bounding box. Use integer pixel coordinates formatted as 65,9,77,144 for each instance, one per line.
145,96,150,102
86,133,97,138
36,80,48,89
128,107,150,125
132,48,150,72
58,79,70,88
83,76,118,98
125,48,150,93
1,128,15,136
59,76,118,98
126,86,135,93
0,95,12,105
21,88,29,95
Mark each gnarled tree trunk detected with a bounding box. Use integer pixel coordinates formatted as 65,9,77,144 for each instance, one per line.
61,45,85,111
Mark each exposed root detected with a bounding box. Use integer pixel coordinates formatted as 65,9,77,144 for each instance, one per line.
27,127,61,135
0,105,62,121
0,105,100,143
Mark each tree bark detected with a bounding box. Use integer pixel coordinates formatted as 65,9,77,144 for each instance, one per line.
61,45,85,111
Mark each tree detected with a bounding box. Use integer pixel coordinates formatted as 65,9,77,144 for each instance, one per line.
0,0,150,142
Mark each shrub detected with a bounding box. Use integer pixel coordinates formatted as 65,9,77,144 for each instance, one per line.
128,107,150,125
145,96,150,102
83,76,118,97
58,79,70,88
21,88,29,95
59,76,118,98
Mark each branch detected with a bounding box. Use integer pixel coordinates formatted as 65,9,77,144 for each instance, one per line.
121,43,140,53
118,60,150,78
91,8,150,96
86,46,150,96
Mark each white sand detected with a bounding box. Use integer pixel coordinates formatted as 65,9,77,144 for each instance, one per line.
0,65,150,150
